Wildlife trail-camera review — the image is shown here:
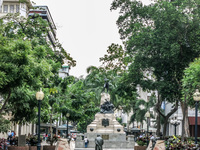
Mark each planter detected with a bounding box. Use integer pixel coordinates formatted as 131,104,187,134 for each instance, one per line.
134,146,147,150
29,146,37,150
43,145,56,150
8,146,29,150
29,146,43,150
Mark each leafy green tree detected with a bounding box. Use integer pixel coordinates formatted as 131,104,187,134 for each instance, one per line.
130,95,156,128
99,43,131,72
111,0,200,136
0,114,10,133
181,58,200,139
0,13,75,131
62,78,99,133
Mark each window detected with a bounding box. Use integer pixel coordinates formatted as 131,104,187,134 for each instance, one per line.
0,6,2,13
16,5,19,13
3,5,8,13
10,5,14,13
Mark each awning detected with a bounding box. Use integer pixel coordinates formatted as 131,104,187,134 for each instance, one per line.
131,128,141,132
188,117,200,125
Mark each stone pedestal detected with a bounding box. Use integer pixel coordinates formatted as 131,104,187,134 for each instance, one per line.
87,113,124,134
18,135,26,146
75,113,135,149
75,92,135,149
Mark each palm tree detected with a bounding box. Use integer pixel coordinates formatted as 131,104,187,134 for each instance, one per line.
130,95,156,128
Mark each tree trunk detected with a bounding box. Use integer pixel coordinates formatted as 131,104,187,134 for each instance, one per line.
181,100,190,141
185,111,190,137
155,94,162,137
56,120,58,136
31,122,34,135
18,124,21,136
127,120,130,131
50,109,53,146
156,100,178,137
156,113,161,137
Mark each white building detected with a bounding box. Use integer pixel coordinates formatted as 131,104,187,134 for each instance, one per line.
0,0,31,18
165,102,200,137
28,5,57,48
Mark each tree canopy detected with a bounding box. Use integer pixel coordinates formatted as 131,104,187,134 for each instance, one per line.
0,14,76,129
111,0,200,136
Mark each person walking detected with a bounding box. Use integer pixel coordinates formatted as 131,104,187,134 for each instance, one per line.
84,136,89,148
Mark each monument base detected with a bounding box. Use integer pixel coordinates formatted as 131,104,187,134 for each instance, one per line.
75,92,135,149
75,134,135,149
87,113,124,134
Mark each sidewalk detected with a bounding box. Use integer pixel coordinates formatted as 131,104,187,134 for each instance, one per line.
74,148,134,150
72,142,134,150
70,141,75,150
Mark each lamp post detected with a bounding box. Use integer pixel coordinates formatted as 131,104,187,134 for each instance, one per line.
36,89,44,150
66,113,70,138
145,111,150,146
193,89,200,145
170,114,180,136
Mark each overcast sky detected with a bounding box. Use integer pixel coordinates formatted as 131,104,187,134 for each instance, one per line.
33,0,152,78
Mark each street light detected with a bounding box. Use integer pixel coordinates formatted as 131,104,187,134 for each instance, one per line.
36,89,44,150
145,111,150,146
193,89,200,145
170,114,180,136
66,113,70,138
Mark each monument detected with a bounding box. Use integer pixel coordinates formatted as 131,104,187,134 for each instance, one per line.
75,79,135,149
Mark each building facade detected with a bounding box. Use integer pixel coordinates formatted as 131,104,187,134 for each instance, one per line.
165,102,200,137
28,6,57,48
0,0,31,18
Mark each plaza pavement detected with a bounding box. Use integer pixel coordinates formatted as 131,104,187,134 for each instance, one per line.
42,139,135,150
71,141,135,150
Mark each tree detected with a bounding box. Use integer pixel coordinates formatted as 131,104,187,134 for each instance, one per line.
0,14,76,131
0,114,10,133
111,0,200,136
181,58,200,139
130,95,156,128
62,78,99,133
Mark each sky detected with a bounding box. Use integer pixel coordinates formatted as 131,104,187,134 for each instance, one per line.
33,0,152,78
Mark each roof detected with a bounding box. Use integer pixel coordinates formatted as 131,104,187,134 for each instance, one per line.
58,124,73,130
30,5,56,30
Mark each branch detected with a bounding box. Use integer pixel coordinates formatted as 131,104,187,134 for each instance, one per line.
166,100,178,119
155,95,165,118
0,89,11,114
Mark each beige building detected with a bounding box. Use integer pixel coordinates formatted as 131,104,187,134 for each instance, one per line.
0,0,31,18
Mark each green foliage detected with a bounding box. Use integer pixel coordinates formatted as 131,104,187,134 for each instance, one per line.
0,13,75,125
0,115,10,133
99,43,131,72
116,117,122,124
111,0,200,101
137,140,145,146
111,0,200,135
136,137,148,146
130,95,156,124
182,58,200,107
165,136,200,149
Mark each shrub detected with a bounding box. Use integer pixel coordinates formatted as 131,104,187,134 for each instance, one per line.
136,137,148,146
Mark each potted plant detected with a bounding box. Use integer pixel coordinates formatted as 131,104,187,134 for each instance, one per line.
8,136,29,150
0,138,8,150
43,135,58,150
28,136,42,150
134,137,147,150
